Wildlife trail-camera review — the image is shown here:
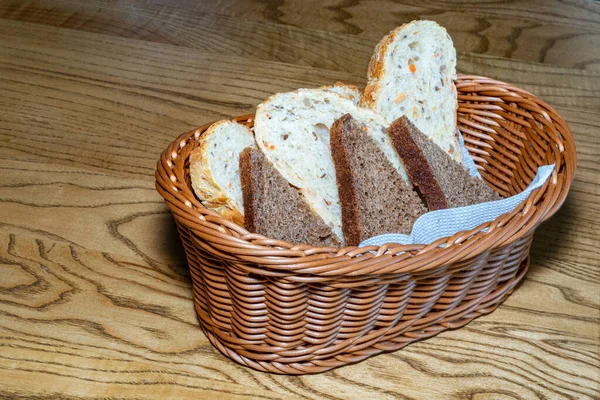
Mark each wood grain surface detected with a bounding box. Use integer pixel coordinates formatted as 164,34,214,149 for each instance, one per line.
0,1,599,398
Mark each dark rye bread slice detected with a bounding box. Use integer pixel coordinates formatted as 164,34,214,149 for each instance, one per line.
389,116,501,208
239,147,341,247
385,119,448,211
330,114,427,246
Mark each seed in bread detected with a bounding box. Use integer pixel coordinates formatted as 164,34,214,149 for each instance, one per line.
362,20,462,164
189,120,255,225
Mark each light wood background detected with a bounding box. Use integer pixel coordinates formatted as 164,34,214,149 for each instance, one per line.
0,1,598,399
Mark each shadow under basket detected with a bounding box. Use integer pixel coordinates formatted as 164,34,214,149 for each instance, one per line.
156,75,576,374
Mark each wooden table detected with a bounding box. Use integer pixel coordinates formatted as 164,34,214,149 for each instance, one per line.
1,1,598,398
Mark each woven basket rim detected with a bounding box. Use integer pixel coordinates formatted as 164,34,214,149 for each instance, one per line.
155,74,576,276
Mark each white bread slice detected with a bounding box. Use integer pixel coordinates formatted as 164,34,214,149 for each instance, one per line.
362,20,462,164
254,89,410,243
321,82,362,106
189,120,256,225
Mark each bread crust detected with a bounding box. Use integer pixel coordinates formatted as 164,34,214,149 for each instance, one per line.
189,120,248,226
320,82,362,105
388,117,448,211
330,114,362,246
239,147,256,232
361,23,403,109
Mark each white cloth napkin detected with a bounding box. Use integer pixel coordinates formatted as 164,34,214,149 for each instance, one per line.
359,133,555,247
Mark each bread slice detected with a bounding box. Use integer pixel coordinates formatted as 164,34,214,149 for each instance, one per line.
386,117,449,212
362,20,462,164
254,88,411,244
389,116,501,208
240,147,341,247
321,82,362,106
189,120,255,225
330,114,427,246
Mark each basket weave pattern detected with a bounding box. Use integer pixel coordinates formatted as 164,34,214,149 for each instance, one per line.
156,76,576,374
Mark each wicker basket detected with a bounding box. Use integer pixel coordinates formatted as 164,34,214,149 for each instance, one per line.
155,75,576,374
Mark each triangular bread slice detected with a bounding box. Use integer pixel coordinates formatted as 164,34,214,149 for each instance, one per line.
254,88,412,244
330,114,427,246
189,120,255,225
389,116,500,208
361,20,463,164
240,147,341,247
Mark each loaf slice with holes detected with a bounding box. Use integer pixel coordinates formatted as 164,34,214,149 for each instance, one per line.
189,120,256,225
362,20,462,164
254,88,412,245
389,116,501,208
240,147,341,247
330,114,427,246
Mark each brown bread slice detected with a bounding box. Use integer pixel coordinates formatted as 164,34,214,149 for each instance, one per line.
330,114,427,246
388,116,501,208
239,147,342,247
385,118,448,211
